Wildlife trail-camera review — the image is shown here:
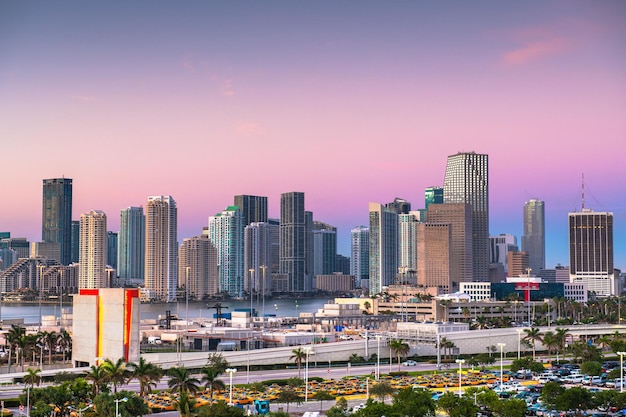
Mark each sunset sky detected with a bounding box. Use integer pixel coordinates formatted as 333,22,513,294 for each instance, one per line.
1,1,625,269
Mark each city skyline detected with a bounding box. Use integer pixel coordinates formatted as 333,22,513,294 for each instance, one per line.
1,2,625,269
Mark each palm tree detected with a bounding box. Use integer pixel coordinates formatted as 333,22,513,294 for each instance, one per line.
554,328,570,359
85,364,108,397
389,339,410,371
167,366,201,395
23,367,42,387
127,356,163,397
542,331,559,357
523,327,543,360
363,301,371,315
201,366,226,401
6,324,26,372
57,329,72,362
38,331,58,365
102,357,130,393
290,347,306,378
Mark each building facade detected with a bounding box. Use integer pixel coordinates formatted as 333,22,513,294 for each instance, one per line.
234,195,268,226
489,234,519,274
398,212,421,273
280,192,307,292
42,178,73,265
443,152,489,281
522,199,546,274
417,223,451,291
208,206,244,298
350,226,369,288
145,196,178,302
244,222,277,297
118,207,145,282
368,202,398,296
568,209,615,296
79,210,108,289
178,235,219,300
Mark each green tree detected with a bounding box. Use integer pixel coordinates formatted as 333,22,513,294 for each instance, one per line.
392,387,436,417
312,391,335,412
389,339,410,371
580,361,602,376
277,388,302,413
539,381,566,410
127,356,163,397
369,381,395,403
23,367,42,387
353,399,393,417
167,366,201,395
93,391,149,417
289,347,306,378
438,391,478,417
493,398,527,417
523,327,543,360
207,352,230,374
201,366,226,401
101,357,130,393
554,386,593,411
196,400,247,417
173,390,196,417
85,364,109,397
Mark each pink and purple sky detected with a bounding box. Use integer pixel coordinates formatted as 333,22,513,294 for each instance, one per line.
1,1,625,269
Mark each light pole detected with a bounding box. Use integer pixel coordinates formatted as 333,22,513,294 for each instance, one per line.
304,347,312,402
618,351,626,393
226,368,237,405
249,268,255,327
517,329,523,360
114,397,128,417
497,343,506,389
185,266,190,333
260,265,267,329
375,335,381,380
455,359,465,395
37,263,45,332
77,404,93,417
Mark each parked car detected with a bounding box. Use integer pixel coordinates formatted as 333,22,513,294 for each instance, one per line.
402,360,418,366
562,374,584,384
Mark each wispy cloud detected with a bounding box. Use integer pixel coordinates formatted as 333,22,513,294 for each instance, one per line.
502,37,569,66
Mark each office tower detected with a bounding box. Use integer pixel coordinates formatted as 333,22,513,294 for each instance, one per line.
145,196,178,302
350,226,369,288
489,234,519,273
443,152,489,280
417,223,451,291
569,209,615,296
305,211,314,291
522,199,546,274
79,210,108,289
70,220,80,263
107,232,118,270
507,251,529,277
335,254,351,275
386,198,411,214
244,222,277,301
42,178,73,264
427,203,473,288
280,192,306,293
118,207,145,282
179,235,219,300
208,206,244,297
425,186,444,209
234,195,268,226
0,248,18,270
312,221,337,279
398,212,421,273
368,202,398,296
0,237,30,259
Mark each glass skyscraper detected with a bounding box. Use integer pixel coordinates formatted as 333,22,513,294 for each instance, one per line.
443,152,489,281
42,178,73,265
522,199,545,274
145,195,178,302
280,192,306,292
118,206,145,281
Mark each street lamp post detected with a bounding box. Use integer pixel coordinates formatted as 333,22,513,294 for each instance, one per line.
375,335,381,380
517,329,523,360
37,264,45,332
77,404,93,417
249,269,255,328
304,347,312,402
185,266,190,333
618,351,626,393
497,343,506,389
455,359,465,395
226,368,237,405
260,265,267,329
114,397,128,417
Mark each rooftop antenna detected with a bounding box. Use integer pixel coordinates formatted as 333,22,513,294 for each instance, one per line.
581,172,585,210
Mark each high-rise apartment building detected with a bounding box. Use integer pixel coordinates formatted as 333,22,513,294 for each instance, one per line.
507,250,529,278
107,232,118,270
79,210,108,289
425,186,444,209
178,235,219,300
368,202,398,296
280,192,306,292
417,223,451,291
70,220,80,263
398,212,421,273
522,199,545,274
443,152,489,281
208,206,244,297
145,196,178,302
569,209,615,296
234,195,268,226
42,178,73,265
312,221,337,280
244,222,277,298
350,226,369,289
427,203,473,288
118,207,145,282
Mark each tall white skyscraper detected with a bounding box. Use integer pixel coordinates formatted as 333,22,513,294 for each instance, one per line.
118,207,145,282
178,235,219,300
350,226,369,289
443,151,489,281
145,196,178,302
398,212,421,273
522,199,545,273
489,233,519,273
208,206,244,298
79,210,107,289
368,202,398,296
244,222,277,300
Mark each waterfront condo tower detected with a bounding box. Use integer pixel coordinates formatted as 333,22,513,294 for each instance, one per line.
522,199,546,274
79,210,108,289
42,178,73,265
280,192,306,292
145,196,178,302
368,202,398,296
118,207,145,282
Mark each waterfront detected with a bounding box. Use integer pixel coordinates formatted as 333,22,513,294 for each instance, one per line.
0,296,334,325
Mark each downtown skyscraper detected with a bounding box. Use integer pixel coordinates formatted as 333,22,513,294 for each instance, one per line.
42,178,73,264
443,152,489,281
569,209,615,296
350,226,369,289
280,192,307,292
208,206,244,297
145,196,178,302
368,202,398,296
522,199,545,274
78,210,107,289
118,207,145,282
234,195,268,226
